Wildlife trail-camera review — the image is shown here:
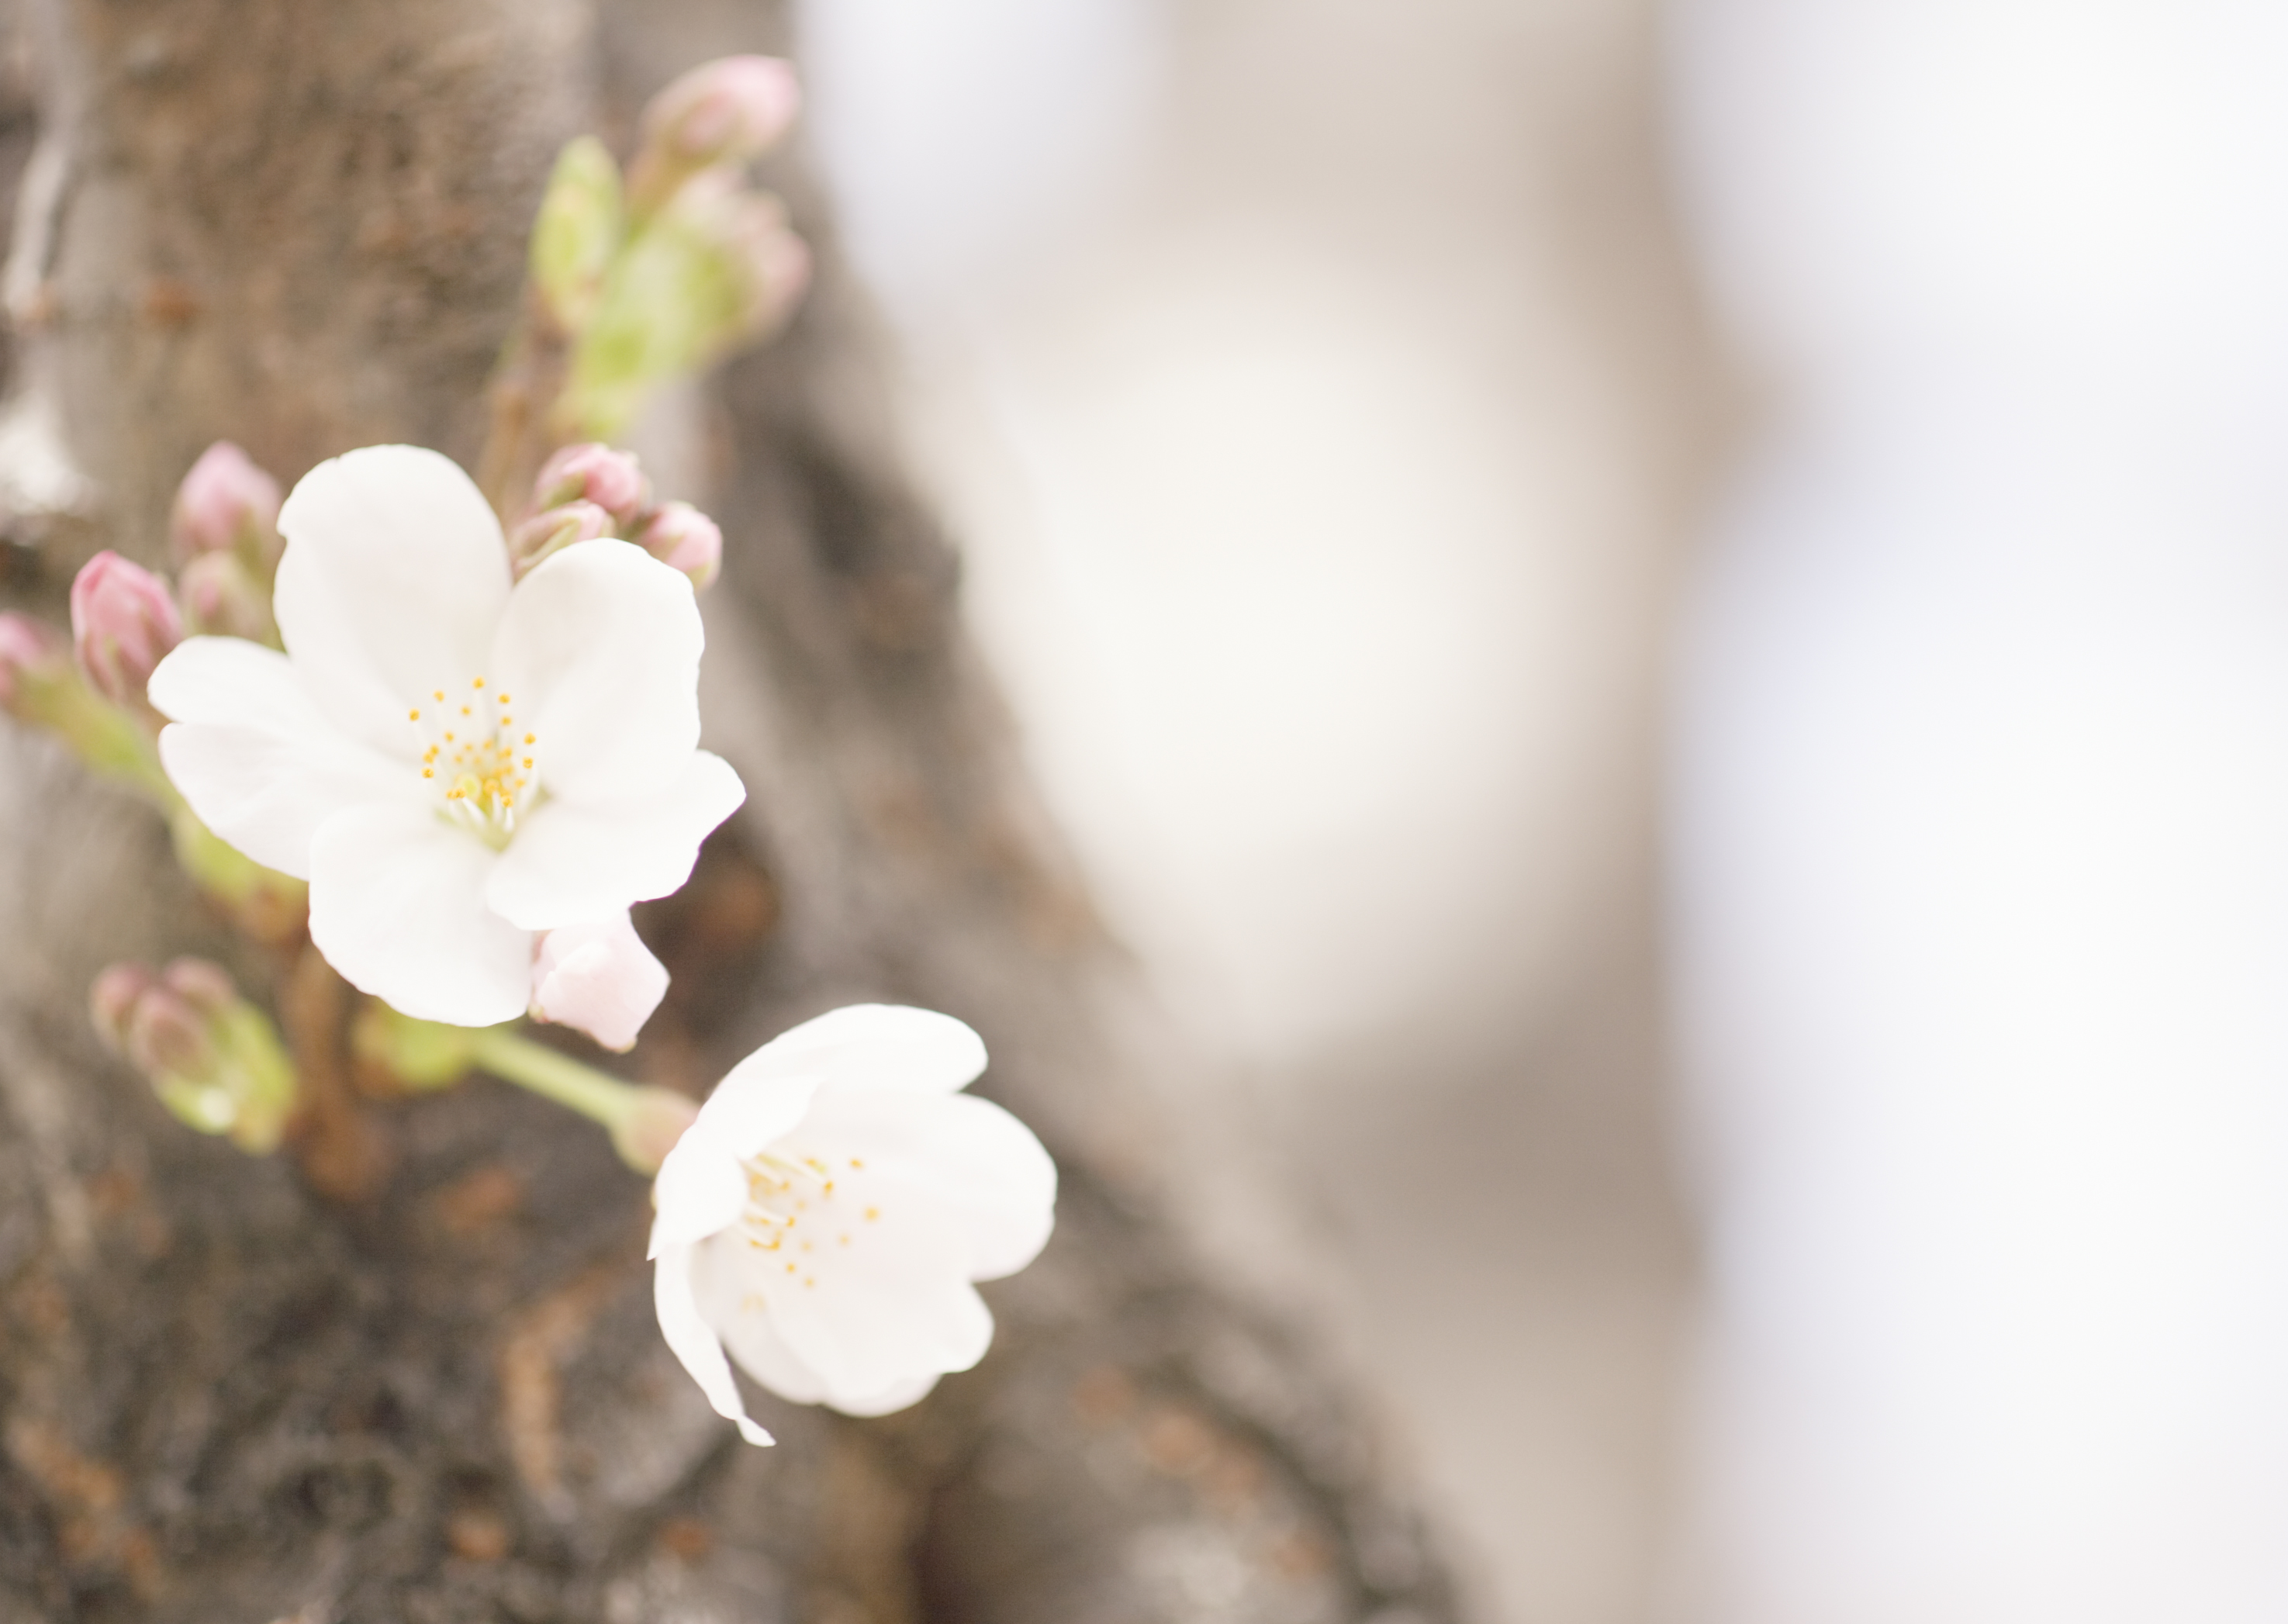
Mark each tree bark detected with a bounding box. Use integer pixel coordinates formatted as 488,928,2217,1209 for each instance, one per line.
0,3,1466,1621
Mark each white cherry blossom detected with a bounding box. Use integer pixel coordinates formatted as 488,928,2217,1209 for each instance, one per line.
649,1004,1056,1443
149,444,744,1027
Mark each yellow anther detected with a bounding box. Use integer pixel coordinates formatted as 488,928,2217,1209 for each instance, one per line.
848,1158,865,1170
499,693,511,703
460,706,471,716
423,768,434,779
472,677,485,688
785,1263,796,1274
433,689,444,701
865,1207,880,1221
524,733,535,745
523,758,534,769
804,1277,816,1288
409,708,420,720
839,1235,851,1246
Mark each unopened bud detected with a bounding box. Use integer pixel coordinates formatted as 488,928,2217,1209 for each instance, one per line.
633,501,723,591
628,57,801,216
672,175,810,341
70,551,181,712
169,441,283,572
529,912,671,1052
534,442,649,523
95,958,295,1152
0,612,71,720
161,956,237,1016
126,984,214,1081
611,1087,700,1176
179,551,278,644
88,962,157,1055
506,499,615,580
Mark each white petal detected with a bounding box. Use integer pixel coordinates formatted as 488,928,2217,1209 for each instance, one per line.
655,1241,775,1446
745,1004,989,1098
694,1235,831,1404
752,1180,995,1401
489,540,703,806
694,1239,949,1417
804,1091,1058,1281
483,752,745,929
650,1062,827,1253
820,1371,944,1419
307,801,531,1025
273,446,512,754
150,638,406,879
528,913,669,1052
651,1132,755,1255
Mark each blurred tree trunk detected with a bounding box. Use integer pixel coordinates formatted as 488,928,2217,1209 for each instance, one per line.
0,2,1464,1620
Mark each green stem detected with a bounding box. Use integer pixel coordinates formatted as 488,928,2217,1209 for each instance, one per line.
469,1026,643,1133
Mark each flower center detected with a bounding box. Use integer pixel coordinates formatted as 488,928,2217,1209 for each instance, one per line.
738,1146,878,1291
407,676,537,848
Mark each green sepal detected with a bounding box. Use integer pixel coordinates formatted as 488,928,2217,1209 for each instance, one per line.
351,1000,499,1094
530,136,626,334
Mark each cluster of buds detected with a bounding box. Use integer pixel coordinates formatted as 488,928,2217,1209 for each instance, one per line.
171,441,285,644
535,56,810,439
510,442,722,589
90,959,296,1152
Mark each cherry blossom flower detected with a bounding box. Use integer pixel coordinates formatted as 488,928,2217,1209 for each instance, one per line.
649,1005,1056,1444
149,444,745,1028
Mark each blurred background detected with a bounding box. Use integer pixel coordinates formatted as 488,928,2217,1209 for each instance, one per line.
790,2,2288,1621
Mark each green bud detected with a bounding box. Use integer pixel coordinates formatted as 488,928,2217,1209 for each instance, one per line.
99,959,296,1153
351,1000,488,1094
530,136,626,335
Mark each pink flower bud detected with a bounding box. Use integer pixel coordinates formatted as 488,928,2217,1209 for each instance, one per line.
161,957,237,1018
506,499,614,581
672,176,810,339
634,501,722,591
179,551,277,643
170,441,282,568
89,962,157,1055
528,913,670,1053
0,612,70,719
126,985,213,1081
534,442,650,523
643,56,800,168
70,551,182,710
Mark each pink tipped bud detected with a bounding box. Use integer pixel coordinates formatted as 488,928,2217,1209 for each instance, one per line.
534,442,650,523
0,612,70,719
671,175,810,339
506,499,615,580
70,551,182,710
644,56,800,168
612,1087,700,1176
89,962,157,1055
126,986,213,1081
634,501,722,591
179,551,277,643
161,957,237,1018
170,441,282,569
529,912,671,1053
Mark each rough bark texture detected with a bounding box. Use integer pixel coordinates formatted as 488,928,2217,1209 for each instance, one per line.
0,3,1466,1621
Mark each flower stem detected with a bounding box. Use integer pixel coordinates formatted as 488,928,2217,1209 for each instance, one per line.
469,1026,643,1134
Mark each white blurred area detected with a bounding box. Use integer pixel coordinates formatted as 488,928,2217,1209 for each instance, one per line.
1669,2,2288,1622
796,2,1707,1622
